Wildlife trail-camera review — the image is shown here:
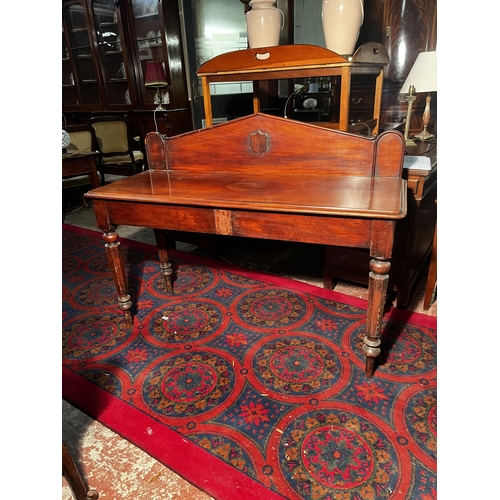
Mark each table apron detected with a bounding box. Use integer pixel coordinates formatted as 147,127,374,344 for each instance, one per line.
62,158,95,177
94,200,395,254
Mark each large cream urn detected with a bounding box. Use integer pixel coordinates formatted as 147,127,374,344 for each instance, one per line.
321,0,364,56
245,0,285,49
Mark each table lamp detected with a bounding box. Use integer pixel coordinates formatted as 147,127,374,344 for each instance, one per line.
398,51,437,145
144,61,170,111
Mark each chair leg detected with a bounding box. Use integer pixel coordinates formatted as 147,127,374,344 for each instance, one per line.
62,441,99,500
96,162,105,184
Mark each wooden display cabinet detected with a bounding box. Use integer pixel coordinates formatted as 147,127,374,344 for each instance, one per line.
123,0,190,114
62,0,137,111
197,43,389,135
62,0,193,147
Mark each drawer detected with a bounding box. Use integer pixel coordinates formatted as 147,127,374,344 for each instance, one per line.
324,246,371,273
349,90,375,109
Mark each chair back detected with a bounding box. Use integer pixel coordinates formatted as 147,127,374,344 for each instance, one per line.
64,125,97,153
90,116,144,175
91,119,130,155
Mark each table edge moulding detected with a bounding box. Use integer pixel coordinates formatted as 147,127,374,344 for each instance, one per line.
197,43,390,133
84,113,407,378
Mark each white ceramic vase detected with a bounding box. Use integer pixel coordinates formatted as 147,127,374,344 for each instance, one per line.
245,0,285,49
321,0,364,56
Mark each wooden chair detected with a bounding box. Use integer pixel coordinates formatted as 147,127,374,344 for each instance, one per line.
90,117,145,177
63,125,102,200
64,124,96,155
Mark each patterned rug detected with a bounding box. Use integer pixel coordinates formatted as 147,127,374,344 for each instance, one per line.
62,224,437,500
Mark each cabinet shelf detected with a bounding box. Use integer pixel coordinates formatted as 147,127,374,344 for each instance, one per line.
137,41,162,47
134,13,158,20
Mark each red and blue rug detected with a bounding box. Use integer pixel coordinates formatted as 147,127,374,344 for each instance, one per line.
62,224,437,500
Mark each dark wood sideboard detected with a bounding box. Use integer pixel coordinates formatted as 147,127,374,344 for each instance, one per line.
323,140,437,308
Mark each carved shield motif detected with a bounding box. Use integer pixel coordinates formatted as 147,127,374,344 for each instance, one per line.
249,130,269,155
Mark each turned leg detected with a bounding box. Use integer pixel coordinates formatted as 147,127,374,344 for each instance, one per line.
103,230,133,326
154,229,173,293
363,258,390,377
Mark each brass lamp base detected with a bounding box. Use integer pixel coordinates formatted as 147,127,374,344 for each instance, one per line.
413,127,434,141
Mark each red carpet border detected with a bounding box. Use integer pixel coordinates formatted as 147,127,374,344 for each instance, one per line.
62,224,437,500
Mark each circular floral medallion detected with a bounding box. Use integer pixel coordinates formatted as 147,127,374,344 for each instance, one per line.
152,264,215,296
276,407,401,499
347,322,436,378
271,345,324,382
62,232,91,254
63,314,131,359
302,425,374,488
234,288,309,329
86,253,111,274
70,277,138,310
141,352,235,418
162,361,217,402
62,256,80,276
249,335,345,399
403,387,437,463
144,300,226,345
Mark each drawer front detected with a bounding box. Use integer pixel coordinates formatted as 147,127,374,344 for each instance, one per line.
324,246,371,273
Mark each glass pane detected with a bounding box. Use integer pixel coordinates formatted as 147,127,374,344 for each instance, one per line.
63,29,78,106
189,0,248,96
130,0,165,106
63,2,101,106
92,0,131,106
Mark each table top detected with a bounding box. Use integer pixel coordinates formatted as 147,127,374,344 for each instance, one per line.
197,44,389,81
86,170,406,219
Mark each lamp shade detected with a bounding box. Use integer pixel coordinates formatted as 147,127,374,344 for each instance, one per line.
145,61,168,87
399,51,437,94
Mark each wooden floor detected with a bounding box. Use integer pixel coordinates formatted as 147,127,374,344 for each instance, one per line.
62,198,436,499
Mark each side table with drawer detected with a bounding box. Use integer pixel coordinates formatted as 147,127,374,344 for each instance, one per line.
323,140,437,309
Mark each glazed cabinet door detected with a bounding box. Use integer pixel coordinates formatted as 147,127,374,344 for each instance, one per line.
124,0,190,111
89,0,138,109
62,0,138,111
63,0,103,110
